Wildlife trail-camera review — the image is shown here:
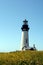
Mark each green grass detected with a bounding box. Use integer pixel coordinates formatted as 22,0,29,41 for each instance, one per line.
0,50,43,65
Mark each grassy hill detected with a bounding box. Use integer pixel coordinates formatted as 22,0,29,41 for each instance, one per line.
0,50,43,65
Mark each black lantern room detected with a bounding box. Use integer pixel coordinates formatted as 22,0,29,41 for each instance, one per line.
21,19,29,31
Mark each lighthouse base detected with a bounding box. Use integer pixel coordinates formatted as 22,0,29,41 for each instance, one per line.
20,46,36,51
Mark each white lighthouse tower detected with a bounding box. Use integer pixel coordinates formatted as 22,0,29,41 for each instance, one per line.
20,19,29,50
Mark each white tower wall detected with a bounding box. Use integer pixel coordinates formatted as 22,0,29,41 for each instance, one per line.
20,31,29,50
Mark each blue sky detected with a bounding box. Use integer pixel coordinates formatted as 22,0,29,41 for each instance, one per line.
0,0,43,52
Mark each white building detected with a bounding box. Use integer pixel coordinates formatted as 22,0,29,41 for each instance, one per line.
20,19,29,50
20,19,36,51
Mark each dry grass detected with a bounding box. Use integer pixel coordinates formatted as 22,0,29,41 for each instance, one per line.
0,50,43,65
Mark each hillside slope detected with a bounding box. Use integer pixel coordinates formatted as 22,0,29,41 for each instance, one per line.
0,50,43,65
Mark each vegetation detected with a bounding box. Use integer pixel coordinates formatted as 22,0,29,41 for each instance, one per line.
0,50,43,65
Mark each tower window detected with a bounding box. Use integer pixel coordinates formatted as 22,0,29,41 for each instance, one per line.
26,39,28,43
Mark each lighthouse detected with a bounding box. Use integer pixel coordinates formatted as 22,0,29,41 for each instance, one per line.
20,19,29,50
